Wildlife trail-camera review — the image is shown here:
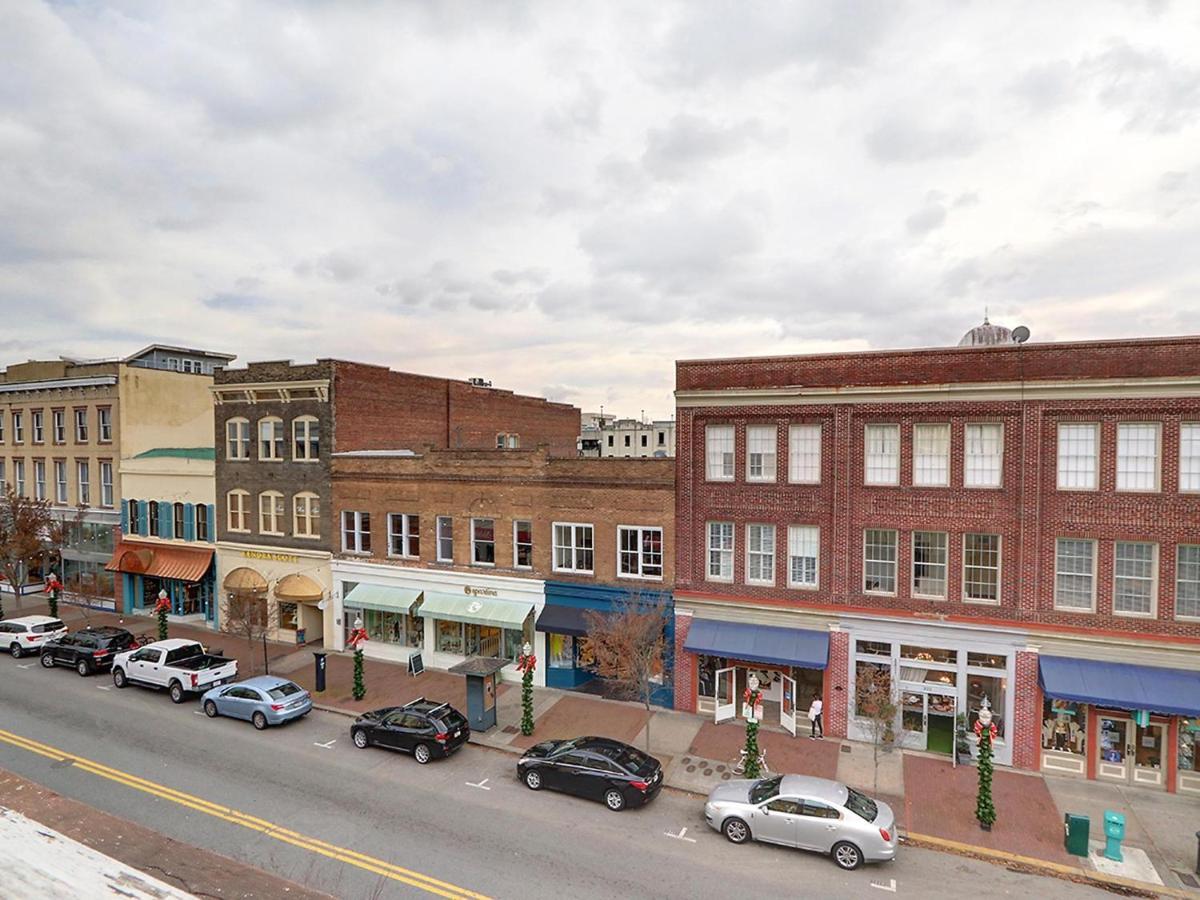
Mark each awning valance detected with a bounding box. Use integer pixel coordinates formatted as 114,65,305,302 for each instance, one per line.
223,566,268,594
684,619,829,669
343,583,422,614
1038,656,1200,718
274,573,324,602
535,603,612,637
418,591,533,630
105,541,214,583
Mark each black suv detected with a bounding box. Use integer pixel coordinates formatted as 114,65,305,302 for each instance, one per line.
40,626,138,677
350,697,471,764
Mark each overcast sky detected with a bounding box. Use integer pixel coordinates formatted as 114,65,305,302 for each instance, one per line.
2,2,1199,418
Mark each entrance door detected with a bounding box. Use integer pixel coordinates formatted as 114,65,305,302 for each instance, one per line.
780,674,797,736
714,666,736,724
1097,717,1132,783
1132,722,1166,788
925,690,957,756
900,690,926,748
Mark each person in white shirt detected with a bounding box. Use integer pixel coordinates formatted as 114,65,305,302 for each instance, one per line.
807,698,823,739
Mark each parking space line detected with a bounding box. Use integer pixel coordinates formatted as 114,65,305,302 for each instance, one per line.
314,739,337,749
871,879,897,892
465,778,491,790
664,827,696,843
96,686,111,691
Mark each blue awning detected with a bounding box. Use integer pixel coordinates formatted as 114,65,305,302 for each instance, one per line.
684,619,828,669
536,603,612,637
1038,656,1200,718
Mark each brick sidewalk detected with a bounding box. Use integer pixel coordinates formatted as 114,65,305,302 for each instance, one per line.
688,721,842,780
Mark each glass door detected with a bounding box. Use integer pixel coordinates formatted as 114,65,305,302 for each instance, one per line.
925,690,957,756
780,674,797,736
714,666,736,724
1097,717,1131,783
901,690,927,749
1132,722,1165,789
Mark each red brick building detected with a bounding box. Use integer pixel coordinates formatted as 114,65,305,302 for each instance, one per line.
672,332,1200,794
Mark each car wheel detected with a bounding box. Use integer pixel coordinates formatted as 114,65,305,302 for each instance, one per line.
604,789,626,812
252,711,268,731
523,769,542,790
169,682,185,704
76,659,91,677
723,817,751,844
203,700,219,718
413,743,432,764
832,841,863,871
10,643,23,659
352,729,369,749
112,668,127,688
40,653,55,669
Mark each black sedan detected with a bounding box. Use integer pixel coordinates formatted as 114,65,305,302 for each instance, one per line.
517,736,663,811
350,698,470,764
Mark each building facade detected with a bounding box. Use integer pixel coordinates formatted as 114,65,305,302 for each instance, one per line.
330,448,675,697
673,335,1200,793
580,413,676,458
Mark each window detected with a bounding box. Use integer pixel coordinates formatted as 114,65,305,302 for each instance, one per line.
640,434,648,448
388,513,420,557
1055,539,1096,610
707,522,734,581
13,460,24,495
294,493,320,538
787,424,821,484
658,432,665,446
173,502,185,538
258,417,284,460
964,423,1002,487
553,523,594,573
293,416,320,460
607,435,614,447
746,524,775,585
472,518,496,565
13,411,23,443
618,526,664,579
52,410,65,443
788,525,819,588
98,407,112,442
1057,423,1097,490
706,425,734,480
864,425,899,485
963,534,1001,603
129,499,142,533
31,410,44,444
1042,699,1087,758
437,516,454,562
0,411,5,443
624,434,631,447
1181,424,1200,492
195,503,209,541
226,418,250,460
1116,423,1159,491
913,424,949,487
76,460,90,505
1177,545,1200,619
912,531,947,598
746,426,777,482
148,500,160,536
227,490,249,532
53,461,67,503
33,460,45,500
0,461,4,490
864,529,897,593
341,510,371,553
97,461,112,507
514,520,533,568
1113,541,1156,617
74,408,88,442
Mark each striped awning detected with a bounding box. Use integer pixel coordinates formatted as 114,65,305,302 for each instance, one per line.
105,541,214,584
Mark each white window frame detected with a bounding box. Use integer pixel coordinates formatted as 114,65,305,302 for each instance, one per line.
864,424,900,486
706,425,735,482
1176,544,1200,621
552,522,594,574
1056,423,1098,491
226,418,250,460
33,460,45,500
13,460,24,495
962,533,1002,604
226,490,249,532
293,492,320,539
911,530,948,599
388,513,420,558
1113,541,1157,618
471,517,496,566
0,411,5,443
53,460,67,503
707,521,734,582
1054,538,1097,612
76,460,89,505
293,416,320,462
31,410,44,444
73,408,87,442
964,422,1003,488
341,510,371,554
13,411,23,443
1115,423,1160,493
1181,423,1200,493
98,407,112,442
745,523,776,586
259,491,285,535
52,410,65,444
788,424,821,484
617,525,664,581
745,425,777,483
99,460,113,508
863,528,898,595
787,525,819,589
258,417,284,460
436,516,454,562
513,520,533,569
912,423,950,487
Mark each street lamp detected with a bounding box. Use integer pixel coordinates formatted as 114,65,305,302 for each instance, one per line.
522,641,532,658
977,695,992,728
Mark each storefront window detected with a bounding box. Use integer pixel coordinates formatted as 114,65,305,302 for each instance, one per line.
278,602,298,631
1042,699,1087,755
855,661,892,715
900,645,956,665
898,664,956,688
856,640,891,657
967,674,1006,739
503,627,525,661
360,609,423,648
437,620,464,655
1134,722,1164,771
465,624,502,657
698,655,730,700
967,652,1006,669
1099,717,1128,764
1179,722,1199,773
576,637,595,671
549,634,574,668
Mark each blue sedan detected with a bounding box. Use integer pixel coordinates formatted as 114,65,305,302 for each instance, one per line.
201,676,312,730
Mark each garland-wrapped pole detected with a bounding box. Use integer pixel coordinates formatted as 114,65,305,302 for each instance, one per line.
742,674,764,779
347,623,368,701
154,589,170,641
517,642,537,736
975,697,998,831
46,573,63,619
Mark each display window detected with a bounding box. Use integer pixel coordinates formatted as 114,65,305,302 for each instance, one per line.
967,674,1006,738
1179,723,1199,773
437,619,464,655
360,608,424,648
1042,699,1087,756
549,634,574,668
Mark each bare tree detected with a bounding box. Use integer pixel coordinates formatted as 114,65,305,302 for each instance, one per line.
854,662,897,795
583,591,669,752
0,487,57,619
224,591,270,674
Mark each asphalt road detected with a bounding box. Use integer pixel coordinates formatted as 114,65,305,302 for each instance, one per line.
0,654,1106,900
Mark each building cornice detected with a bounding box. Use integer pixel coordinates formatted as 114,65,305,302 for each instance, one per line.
0,376,118,396
210,380,330,404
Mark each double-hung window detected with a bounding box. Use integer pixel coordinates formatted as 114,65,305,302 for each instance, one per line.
1176,545,1200,620
195,503,209,541
913,424,949,487
1057,424,1098,490
226,490,249,532
31,411,44,444
553,523,594,573
864,425,899,485
1181,424,1200,492
259,417,284,460
1113,541,1156,617
76,460,90,505
13,412,23,443
74,408,87,442
293,416,320,460
226,418,250,460
746,426,777,482
341,510,371,553
787,525,819,588
864,529,897,593
1116,423,1158,491
436,516,454,562
388,513,420,557
964,423,1002,487
618,526,664,579
963,533,1000,603
707,522,734,581
513,521,533,568
259,492,285,534
13,460,24,495
1054,539,1096,611
99,461,113,508
293,493,320,538
746,524,775,585
788,424,821,484
912,531,947,598
52,410,65,444
472,518,496,565
54,460,67,503
33,460,45,500
706,425,734,481
98,407,112,442
173,502,186,538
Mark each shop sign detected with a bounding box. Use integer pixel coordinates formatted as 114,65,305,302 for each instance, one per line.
244,550,300,564
464,585,498,598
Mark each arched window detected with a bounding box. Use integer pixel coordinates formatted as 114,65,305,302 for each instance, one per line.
148,500,160,536
226,417,250,460
227,490,249,532
293,492,320,538
259,491,285,534
293,416,320,461
258,417,284,460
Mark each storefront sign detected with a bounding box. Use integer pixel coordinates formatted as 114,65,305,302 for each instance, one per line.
464,585,498,598
243,550,300,564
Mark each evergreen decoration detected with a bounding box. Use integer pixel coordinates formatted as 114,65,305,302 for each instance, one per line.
742,682,764,779
154,592,171,641
517,649,537,736
347,626,368,701
975,716,998,830
46,574,63,619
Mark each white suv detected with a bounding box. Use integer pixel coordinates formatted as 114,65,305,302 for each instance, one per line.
0,616,68,658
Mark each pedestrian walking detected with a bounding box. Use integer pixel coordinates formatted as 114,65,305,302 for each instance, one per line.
807,698,823,739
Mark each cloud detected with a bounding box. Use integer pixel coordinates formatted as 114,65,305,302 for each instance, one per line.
865,116,984,164
905,192,948,235
641,115,774,180
1083,42,1200,133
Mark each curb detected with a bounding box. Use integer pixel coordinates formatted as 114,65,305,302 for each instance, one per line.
902,832,1185,898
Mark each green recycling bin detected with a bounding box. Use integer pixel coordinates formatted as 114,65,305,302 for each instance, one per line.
1064,813,1089,857
1103,811,1126,862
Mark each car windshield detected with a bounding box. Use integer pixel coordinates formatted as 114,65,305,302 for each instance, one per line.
749,776,783,805
438,709,467,730
844,787,878,822
33,620,65,633
595,745,652,775
267,682,302,700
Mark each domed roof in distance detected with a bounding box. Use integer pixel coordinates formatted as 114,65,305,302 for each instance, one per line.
958,315,1015,347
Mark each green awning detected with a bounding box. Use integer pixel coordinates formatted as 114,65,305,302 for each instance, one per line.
418,591,533,630
343,583,422,614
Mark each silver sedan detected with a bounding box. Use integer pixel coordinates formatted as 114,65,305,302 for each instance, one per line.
704,774,898,870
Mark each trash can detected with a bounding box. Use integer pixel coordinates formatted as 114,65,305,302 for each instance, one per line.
1064,813,1089,857
1103,810,1126,862
313,651,327,693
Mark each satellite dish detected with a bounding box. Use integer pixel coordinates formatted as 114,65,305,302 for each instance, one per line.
1012,325,1030,344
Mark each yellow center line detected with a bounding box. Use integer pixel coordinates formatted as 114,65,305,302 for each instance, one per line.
0,727,490,900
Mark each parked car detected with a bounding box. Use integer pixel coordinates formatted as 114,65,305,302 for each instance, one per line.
517,736,663,811
0,616,67,658
39,626,138,676
201,676,312,730
350,697,470,764
704,774,897,870
111,638,237,703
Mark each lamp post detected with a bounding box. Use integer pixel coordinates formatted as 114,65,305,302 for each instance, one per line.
742,673,764,778
975,696,997,831
155,588,170,641
518,641,536,736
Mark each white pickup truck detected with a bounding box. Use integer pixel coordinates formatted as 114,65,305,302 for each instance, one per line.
111,639,238,704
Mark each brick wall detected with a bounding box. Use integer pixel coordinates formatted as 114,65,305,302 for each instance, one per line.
673,612,694,711
1012,651,1041,770
824,630,849,738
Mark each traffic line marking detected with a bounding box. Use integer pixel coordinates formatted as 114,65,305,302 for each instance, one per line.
0,727,489,900
465,778,490,790
16,664,34,669
870,879,897,892
314,739,337,749
193,710,205,716
96,686,111,691
664,826,696,843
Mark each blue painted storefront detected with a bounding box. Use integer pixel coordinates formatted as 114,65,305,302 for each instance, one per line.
118,500,218,626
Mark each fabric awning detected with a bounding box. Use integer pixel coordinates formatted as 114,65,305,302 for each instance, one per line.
274,573,324,602
535,603,612,637
343,583,422,614
418,591,533,630
1038,656,1200,718
105,541,213,583
223,566,269,594
684,619,829,669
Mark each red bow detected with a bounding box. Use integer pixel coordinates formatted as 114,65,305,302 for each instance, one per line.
347,627,368,650
154,597,171,614
743,688,761,704
517,653,537,673
46,578,63,593
973,719,998,740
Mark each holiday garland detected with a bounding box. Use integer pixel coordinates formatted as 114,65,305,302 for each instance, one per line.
347,627,368,701
517,651,536,736
154,595,171,641
974,718,998,829
741,685,763,779
46,575,63,618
